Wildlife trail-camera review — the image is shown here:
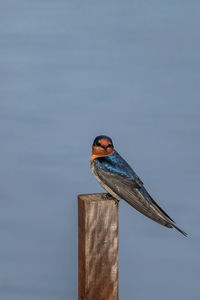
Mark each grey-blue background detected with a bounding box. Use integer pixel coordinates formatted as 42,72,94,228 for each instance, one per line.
0,1,199,299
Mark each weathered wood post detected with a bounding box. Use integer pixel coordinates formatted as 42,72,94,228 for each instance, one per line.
78,193,119,300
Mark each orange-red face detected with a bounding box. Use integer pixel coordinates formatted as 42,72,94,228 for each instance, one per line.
90,135,114,163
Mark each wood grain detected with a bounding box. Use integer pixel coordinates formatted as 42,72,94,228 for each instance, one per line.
78,193,119,300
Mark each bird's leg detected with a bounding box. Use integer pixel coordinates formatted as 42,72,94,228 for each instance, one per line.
104,193,113,199
103,193,119,205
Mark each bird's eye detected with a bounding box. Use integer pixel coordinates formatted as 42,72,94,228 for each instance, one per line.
96,142,101,146
107,144,113,148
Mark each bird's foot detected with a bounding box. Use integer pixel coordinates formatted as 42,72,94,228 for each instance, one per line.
103,193,119,205
104,193,113,199
114,199,119,206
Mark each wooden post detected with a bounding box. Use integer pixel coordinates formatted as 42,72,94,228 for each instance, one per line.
78,193,119,300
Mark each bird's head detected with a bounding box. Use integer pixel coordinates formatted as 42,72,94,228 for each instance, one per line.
91,135,114,162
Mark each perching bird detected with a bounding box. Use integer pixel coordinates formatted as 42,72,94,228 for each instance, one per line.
90,135,187,236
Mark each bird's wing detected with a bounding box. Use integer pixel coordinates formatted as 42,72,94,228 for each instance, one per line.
94,166,188,238
139,185,175,222
94,166,172,226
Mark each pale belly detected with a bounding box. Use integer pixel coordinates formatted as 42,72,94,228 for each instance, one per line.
91,162,121,200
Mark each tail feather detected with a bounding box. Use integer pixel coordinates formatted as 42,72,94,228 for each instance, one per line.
172,224,188,237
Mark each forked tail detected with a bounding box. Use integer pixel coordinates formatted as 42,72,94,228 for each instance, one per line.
172,224,188,237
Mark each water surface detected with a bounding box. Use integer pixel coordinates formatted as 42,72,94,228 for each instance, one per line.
0,1,200,299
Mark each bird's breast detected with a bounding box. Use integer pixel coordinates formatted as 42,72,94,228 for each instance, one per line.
91,160,121,200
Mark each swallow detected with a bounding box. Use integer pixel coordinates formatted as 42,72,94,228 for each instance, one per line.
90,135,187,236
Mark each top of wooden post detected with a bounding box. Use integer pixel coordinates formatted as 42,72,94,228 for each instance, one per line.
78,193,116,201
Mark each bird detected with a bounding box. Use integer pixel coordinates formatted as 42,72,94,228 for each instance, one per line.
90,135,187,236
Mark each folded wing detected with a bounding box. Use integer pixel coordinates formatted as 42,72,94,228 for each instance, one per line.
94,166,187,236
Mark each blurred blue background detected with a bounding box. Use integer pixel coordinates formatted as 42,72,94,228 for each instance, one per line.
0,1,199,299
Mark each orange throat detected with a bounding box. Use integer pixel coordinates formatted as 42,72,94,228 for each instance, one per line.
90,146,114,165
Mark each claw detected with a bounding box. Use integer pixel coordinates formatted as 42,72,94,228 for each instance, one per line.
103,193,113,199
114,199,119,206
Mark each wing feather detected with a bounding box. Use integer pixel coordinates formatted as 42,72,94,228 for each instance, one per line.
94,166,173,227
92,157,187,236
